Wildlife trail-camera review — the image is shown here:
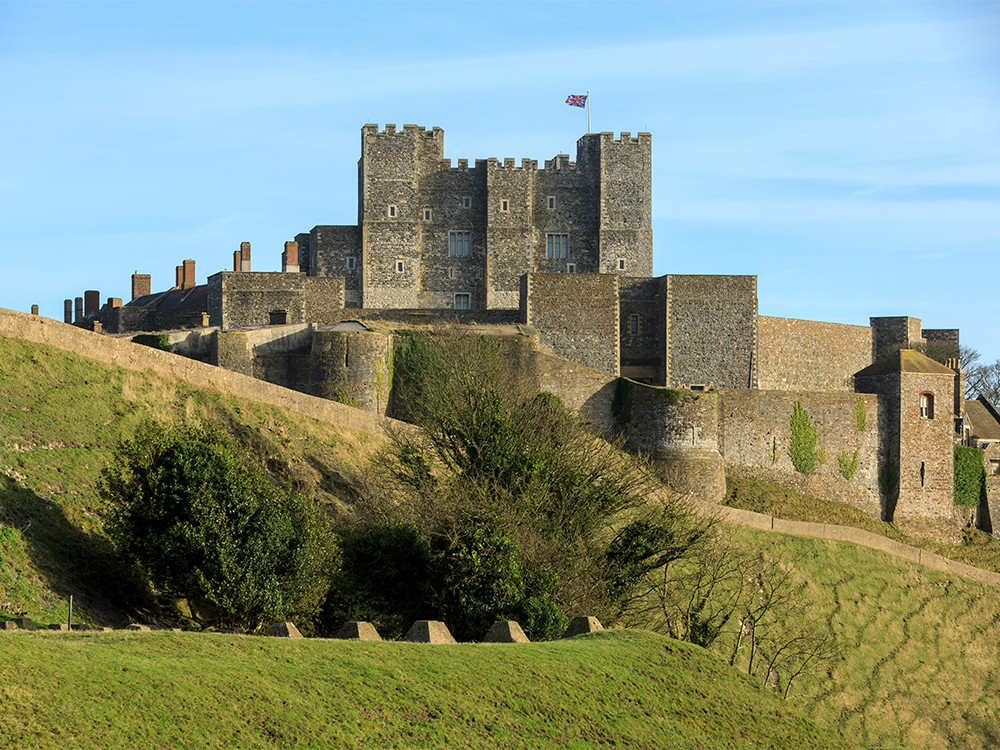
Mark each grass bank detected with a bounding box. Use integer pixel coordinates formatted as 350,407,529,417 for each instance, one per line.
0,629,843,750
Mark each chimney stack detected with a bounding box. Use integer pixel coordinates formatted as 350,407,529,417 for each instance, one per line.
31,305,39,316
282,241,300,273
240,242,251,272
182,259,196,289
233,248,242,272
131,273,151,300
175,265,183,289
64,300,73,324
84,290,100,317
74,297,83,323
108,297,122,309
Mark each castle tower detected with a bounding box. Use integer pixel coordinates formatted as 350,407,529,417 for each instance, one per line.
855,350,957,533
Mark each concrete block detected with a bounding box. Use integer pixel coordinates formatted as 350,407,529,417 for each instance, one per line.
333,621,382,641
482,620,530,643
13,617,36,630
561,616,603,638
404,620,457,644
267,621,303,638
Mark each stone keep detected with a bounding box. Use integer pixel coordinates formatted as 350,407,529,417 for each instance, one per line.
296,124,652,311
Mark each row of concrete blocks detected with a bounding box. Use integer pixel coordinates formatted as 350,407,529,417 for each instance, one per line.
1,616,604,641
266,616,604,643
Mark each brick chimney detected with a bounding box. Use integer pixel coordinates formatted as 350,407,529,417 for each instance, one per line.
31,305,38,316
131,273,151,300
64,300,72,324
233,248,242,272
175,265,183,289
84,290,100,317
240,242,251,272
108,297,122,309
74,297,83,323
182,259,196,289
282,241,300,273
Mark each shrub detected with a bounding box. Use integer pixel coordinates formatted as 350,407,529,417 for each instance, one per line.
838,449,859,481
131,333,171,352
954,446,987,508
788,402,822,474
101,421,338,631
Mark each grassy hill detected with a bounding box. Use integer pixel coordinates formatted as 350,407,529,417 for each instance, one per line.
0,628,844,750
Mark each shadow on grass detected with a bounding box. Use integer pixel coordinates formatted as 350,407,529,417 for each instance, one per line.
0,475,154,626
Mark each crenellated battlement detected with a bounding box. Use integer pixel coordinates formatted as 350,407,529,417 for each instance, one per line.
581,131,652,146
362,123,443,139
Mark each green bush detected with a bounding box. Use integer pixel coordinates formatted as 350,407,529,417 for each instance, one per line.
788,402,821,474
954,446,987,507
101,421,338,631
854,398,867,432
131,333,172,352
838,449,859,481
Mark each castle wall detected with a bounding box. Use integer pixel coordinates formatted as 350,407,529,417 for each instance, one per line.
718,389,881,517
520,273,619,375
310,330,394,415
757,316,872,392
305,226,362,306
871,316,924,362
665,275,757,389
619,277,664,382
486,159,537,309
207,272,345,329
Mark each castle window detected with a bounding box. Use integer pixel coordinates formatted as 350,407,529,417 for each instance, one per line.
567,263,576,274
461,196,471,209
422,208,432,222
547,196,556,210
500,199,509,213
387,205,397,218
920,392,934,419
546,233,568,259
346,256,357,271
395,260,405,273
448,268,455,279
454,293,471,310
449,231,471,257
920,461,926,486
618,258,626,271
629,314,640,335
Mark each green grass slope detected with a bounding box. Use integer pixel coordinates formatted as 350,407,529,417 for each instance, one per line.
735,527,1000,750
0,629,845,750
0,335,381,626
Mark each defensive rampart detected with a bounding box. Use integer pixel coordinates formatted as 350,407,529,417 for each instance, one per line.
757,316,872,392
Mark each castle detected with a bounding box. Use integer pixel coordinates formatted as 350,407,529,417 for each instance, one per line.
63,124,995,542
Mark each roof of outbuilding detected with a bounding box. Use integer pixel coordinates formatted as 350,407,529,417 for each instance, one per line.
855,349,956,377
965,396,1000,441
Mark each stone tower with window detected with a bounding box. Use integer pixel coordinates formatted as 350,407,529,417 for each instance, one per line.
295,124,652,310
855,349,957,531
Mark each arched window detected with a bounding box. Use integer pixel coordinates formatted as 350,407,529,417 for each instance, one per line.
920,392,934,419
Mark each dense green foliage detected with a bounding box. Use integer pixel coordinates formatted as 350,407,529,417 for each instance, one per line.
853,397,867,432
954,445,987,507
130,333,171,351
788,401,822,473
339,332,706,640
100,421,338,631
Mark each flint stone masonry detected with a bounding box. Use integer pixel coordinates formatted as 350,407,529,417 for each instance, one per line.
404,620,457,644
483,620,530,643
757,316,873,392
334,621,383,641
520,273,620,375
207,272,345,329
561,616,603,638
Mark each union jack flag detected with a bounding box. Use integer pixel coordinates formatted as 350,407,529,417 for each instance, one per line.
566,94,587,108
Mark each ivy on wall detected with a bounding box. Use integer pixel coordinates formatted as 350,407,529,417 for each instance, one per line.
788,401,823,474
854,398,867,432
954,446,987,508
838,449,859,481
131,333,171,352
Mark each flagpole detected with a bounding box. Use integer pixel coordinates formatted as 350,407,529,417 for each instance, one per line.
586,90,591,133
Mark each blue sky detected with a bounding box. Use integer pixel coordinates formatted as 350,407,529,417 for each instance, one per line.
2,1,998,362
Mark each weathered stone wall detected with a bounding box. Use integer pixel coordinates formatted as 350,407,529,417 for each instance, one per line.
665,275,758,389
594,132,653,277
617,381,726,501
871,316,925,362
340,308,520,326
305,226,362,306
207,272,345,329
718,389,881,517
757,316,872,392
520,273,619,375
